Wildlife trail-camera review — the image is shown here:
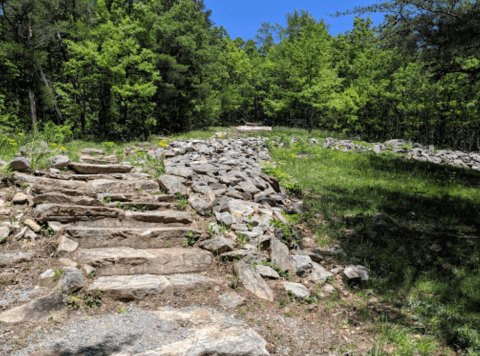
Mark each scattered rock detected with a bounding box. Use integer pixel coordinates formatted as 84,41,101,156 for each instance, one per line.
269,238,291,272
57,235,79,253
57,267,85,293
0,292,64,323
40,269,56,279
24,218,42,232
0,225,10,241
157,175,188,196
199,237,234,254
50,155,70,169
343,265,369,282
219,292,246,308
234,261,274,301
289,255,313,277
255,264,280,279
283,281,310,299
12,192,29,204
9,157,31,172
308,262,334,285
0,252,33,267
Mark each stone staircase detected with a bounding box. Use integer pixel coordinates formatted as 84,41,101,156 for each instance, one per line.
13,165,220,302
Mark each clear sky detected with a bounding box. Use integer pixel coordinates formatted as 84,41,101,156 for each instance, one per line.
204,0,385,40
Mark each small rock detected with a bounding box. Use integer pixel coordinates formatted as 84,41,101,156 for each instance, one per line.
40,269,56,279
14,226,28,240
57,236,79,253
24,219,42,232
12,192,29,204
255,265,279,279
59,257,77,267
234,261,274,301
57,267,85,293
283,281,310,299
50,155,69,170
309,262,334,285
214,211,234,226
199,237,234,254
289,255,313,277
0,252,33,267
219,292,246,308
24,227,38,240
0,225,10,241
82,265,95,275
157,175,188,196
343,265,369,282
0,292,64,323
324,284,336,294
330,267,344,274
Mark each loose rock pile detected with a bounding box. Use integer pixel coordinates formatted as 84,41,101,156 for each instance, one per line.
321,138,480,170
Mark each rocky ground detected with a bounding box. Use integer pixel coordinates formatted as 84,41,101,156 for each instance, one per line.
0,134,439,356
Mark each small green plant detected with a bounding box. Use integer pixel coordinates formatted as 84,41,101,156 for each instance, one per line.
174,193,188,211
235,233,248,248
102,197,112,204
183,231,199,247
52,267,63,282
84,289,102,309
229,274,242,292
118,307,126,314
66,295,81,309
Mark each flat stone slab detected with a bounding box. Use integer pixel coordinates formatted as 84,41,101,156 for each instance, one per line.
14,173,91,191
76,248,213,276
66,226,202,249
69,162,133,174
234,261,274,301
35,204,191,225
0,252,33,267
0,292,65,323
88,274,174,300
33,193,101,206
90,179,159,193
167,274,221,294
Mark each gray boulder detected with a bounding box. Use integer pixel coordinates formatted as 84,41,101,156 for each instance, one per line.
9,157,31,172
50,155,69,170
57,267,85,293
283,281,310,299
343,265,369,282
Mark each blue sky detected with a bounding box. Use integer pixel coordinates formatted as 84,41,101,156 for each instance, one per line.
204,0,384,40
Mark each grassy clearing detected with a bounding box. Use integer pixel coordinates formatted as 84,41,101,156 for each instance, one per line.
255,129,480,355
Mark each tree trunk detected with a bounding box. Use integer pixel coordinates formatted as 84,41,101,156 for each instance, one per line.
39,67,63,124
28,88,37,136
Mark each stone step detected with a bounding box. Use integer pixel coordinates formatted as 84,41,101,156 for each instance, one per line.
35,204,192,225
33,192,102,206
98,192,175,203
66,226,202,249
104,201,173,210
47,173,150,181
15,173,159,194
69,162,133,174
76,247,213,276
80,155,117,164
87,273,221,300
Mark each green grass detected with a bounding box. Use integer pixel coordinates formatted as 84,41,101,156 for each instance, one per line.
261,132,480,355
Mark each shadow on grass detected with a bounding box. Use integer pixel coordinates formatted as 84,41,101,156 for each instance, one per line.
300,154,480,352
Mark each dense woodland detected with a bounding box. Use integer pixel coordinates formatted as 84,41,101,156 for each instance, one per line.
0,0,479,149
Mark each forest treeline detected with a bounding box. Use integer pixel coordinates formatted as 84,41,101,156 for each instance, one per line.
0,0,479,149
